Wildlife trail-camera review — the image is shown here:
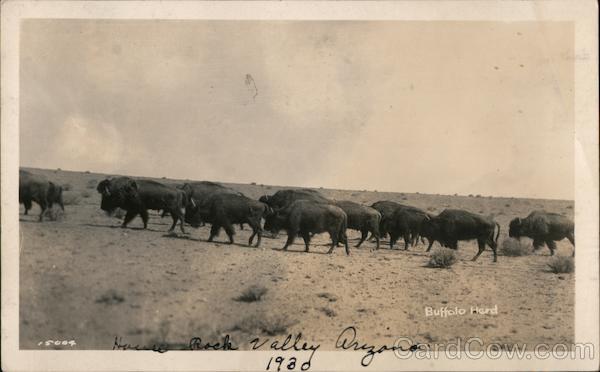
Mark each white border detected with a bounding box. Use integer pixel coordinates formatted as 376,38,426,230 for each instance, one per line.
2,1,598,371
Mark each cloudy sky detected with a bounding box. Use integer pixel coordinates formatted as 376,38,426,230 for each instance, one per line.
20,20,574,199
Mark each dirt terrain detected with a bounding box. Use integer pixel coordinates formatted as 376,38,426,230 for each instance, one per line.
19,167,574,351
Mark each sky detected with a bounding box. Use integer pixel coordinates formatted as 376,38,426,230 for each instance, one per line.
20,20,574,199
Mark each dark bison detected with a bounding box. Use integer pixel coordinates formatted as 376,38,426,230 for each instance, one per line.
181,181,244,227
509,210,574,256
423,209,500,262
371,201,426,243
334,200,381,249
19,170,64,221
259,189,331,210
186,193,268,247
96,177,186,232
370,201,402,235
181,181,241,203
264,200,349,255
384,207,431,250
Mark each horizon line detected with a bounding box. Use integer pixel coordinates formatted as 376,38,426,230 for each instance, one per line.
20,165,575,203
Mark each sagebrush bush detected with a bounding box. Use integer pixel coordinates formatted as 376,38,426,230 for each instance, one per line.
62,183,73,191
499,238,530,256
43,207,64,221
81,190,92,198
235,285,268,302
547,256,574,274
427,248,457,268
62,192,81,205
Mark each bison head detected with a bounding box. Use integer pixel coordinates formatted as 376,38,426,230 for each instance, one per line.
184,198,209,228
258,195,271,205
508,218,522,239
420,215,440,240
96,177,138,214
263,208,286,233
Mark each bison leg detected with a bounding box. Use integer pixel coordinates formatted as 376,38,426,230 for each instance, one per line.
37,199,48,222
342,231,350,255
487,236,498,262
224,223,235,244
327,229,339,254
168,215,178,232
122,210,138,228
356,229,368,248
255,228,262,247
472,239,487,261
532,239,545,252
140,209,149,229
409,233,418,246
426,239,435,252
178,213,186,233
208,224,221,242
403,233,411,250
248,231,255,246
301,232,311,252
389,232,398,249
23,199,32,215
168,211,186,234
248,219,262,247
282,231,296,251
545,240,557,256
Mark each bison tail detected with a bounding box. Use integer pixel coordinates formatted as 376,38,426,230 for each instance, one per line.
340,213,348,238
494,222,501,244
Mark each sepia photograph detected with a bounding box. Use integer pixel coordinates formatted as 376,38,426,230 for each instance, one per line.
2,1,598,371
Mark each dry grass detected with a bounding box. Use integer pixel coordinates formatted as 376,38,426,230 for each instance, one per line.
42,207,65,221
499,238,531,256
234,285,268,302
62,192,81,206
547,256,574,274
427,248,457,268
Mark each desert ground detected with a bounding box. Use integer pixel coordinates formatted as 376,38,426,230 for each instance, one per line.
19,167,574,351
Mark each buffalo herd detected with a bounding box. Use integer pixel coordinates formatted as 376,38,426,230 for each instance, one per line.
19,171,576,261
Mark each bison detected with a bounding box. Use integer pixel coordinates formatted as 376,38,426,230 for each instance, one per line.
19,170,64,221
384,207,431,250
371,201,426,243
96,177,186,233
181,181,242,202
185,193,268,247
509,210,574,256
423,209,500,262
259,189,331,210
180,181,245,228
264,200,349,255
334,200,381,249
